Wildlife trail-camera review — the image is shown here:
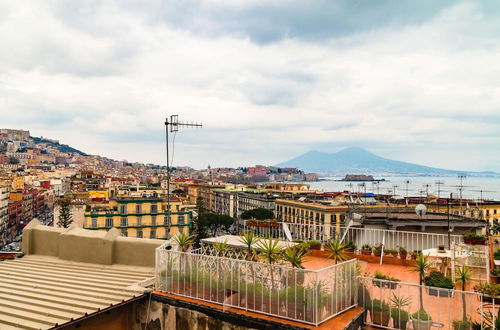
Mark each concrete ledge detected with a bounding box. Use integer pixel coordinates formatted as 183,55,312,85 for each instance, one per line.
22,219,164,267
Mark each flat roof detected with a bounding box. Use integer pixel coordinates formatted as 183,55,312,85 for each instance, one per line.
0,255,153,329
201,235,297,250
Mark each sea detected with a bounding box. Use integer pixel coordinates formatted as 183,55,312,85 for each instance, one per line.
302,176,500,201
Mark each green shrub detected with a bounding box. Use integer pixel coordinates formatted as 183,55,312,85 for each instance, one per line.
412,309,432,321
345,241,357,250
362,244,371,250
391,309,410,322
366,299,390,312
494,249,500,260
463,233,486,240
474,283,500,297
384,248,398,254
398,247,407,254
452,320,472,330
424,271,454,289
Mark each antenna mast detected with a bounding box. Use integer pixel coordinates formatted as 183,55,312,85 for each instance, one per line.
164,115,203,219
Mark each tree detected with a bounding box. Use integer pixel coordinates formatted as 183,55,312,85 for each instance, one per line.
240,208,274,220
172,232,193,252
191,196,208,247
57,199,73,228
239,231,260,261
198,213,235,237
325,239,348,264
455,265,471,321
410,254,432,310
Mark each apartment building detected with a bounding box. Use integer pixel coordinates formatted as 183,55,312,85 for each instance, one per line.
0,184,9,241
83,197,191,239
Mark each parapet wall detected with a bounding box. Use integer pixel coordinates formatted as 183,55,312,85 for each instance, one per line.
22,219,163,267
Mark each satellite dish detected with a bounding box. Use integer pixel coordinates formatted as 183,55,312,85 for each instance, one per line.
415,204,427,217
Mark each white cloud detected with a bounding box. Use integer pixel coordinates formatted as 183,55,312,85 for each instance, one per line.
0,1,499,171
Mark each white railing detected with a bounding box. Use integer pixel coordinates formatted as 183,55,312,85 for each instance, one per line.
155,245,358,326
242,223,464,253
360,277,495,330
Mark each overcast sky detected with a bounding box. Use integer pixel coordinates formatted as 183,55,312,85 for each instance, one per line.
1,1,499,171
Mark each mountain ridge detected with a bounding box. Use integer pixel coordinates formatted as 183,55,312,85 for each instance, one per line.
277,147,497,176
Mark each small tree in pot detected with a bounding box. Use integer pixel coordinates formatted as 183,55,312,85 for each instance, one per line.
366,299,391,326
390,293,411,330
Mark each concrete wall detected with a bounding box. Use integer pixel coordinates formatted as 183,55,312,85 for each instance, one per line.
22,219,163,267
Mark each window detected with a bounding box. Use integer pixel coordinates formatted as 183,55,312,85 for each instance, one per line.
137,230,143,238
151,215,157,226
137,216,142,226
106,217,113,227
120,217,128,226
92,218,97,228
150,229,156,239
151,204,158,214
136,204,141,213
164,215,171,225
178,215,185,225
121,230,128,237
119,205,126,214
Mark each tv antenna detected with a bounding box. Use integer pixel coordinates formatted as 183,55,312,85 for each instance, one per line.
164,115,202,212
470,189,496,202
422,184,432,198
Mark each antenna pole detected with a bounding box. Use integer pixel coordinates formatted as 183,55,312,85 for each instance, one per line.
435,180,444,213
164,115,203,227
448,192,452,249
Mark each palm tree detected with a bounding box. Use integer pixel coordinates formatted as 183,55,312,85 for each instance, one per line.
410,254,432,310
282,246,309,269
213,240,229,257
324,239,347,264
239,231,260,261
257,238,283,290
257,237,283,265
172,232,193,252
455,265,472,321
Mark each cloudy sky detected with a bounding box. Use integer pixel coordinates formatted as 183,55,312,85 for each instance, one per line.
1,1,499,171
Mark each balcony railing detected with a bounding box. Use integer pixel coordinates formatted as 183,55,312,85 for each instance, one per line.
242,222,464,253
155,245,358,326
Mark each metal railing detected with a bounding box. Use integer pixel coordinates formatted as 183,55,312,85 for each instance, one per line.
242,223,464,253
360,277,496,330
155,245,358,326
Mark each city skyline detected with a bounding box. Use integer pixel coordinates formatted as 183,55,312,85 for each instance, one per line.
1,1,499,171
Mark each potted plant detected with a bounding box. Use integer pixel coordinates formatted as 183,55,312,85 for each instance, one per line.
361,244,372,255
366,299,391,326
494,249,500,260
307,240,322,250
345,241,357,253
325,239,348,264
390,293,411,330
411,309,432,330
491,268,500,284
373,244,383,257
411,250,420,260
473,283,500,304
424,271,454,297
282,246,309,285
463,233,487,245
373,271,400,289
399,247,408,260
452,320,472,330
437,244,446,252
384,248,398,257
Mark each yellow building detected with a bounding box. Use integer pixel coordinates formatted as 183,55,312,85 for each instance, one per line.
83,197,191,239
426,201,500,224
12,175,24,191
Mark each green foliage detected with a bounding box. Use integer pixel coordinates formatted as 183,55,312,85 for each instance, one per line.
306,240,322,246
384,249,398,254
238,231,260,261
213,240,229,256
256,238,283,264
463,233,487,240
362,244,371,250
241,208,274,220
282,246,309,269
398,247,407,254
455,266,471,287
324,239,347,264
494,249,500,260
345,241,357,250
452,320,472,330
391,309,410,322
366,299,390,312
424,271,454,289
474,283,500,297
373,244,383,253
57,199,73,228
374,271,400,282
172,232,193,252
410,254,432,284
491,219,500,235
198,213,235,236
412,309,432,321
491,268,500,276
390,293,410,309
